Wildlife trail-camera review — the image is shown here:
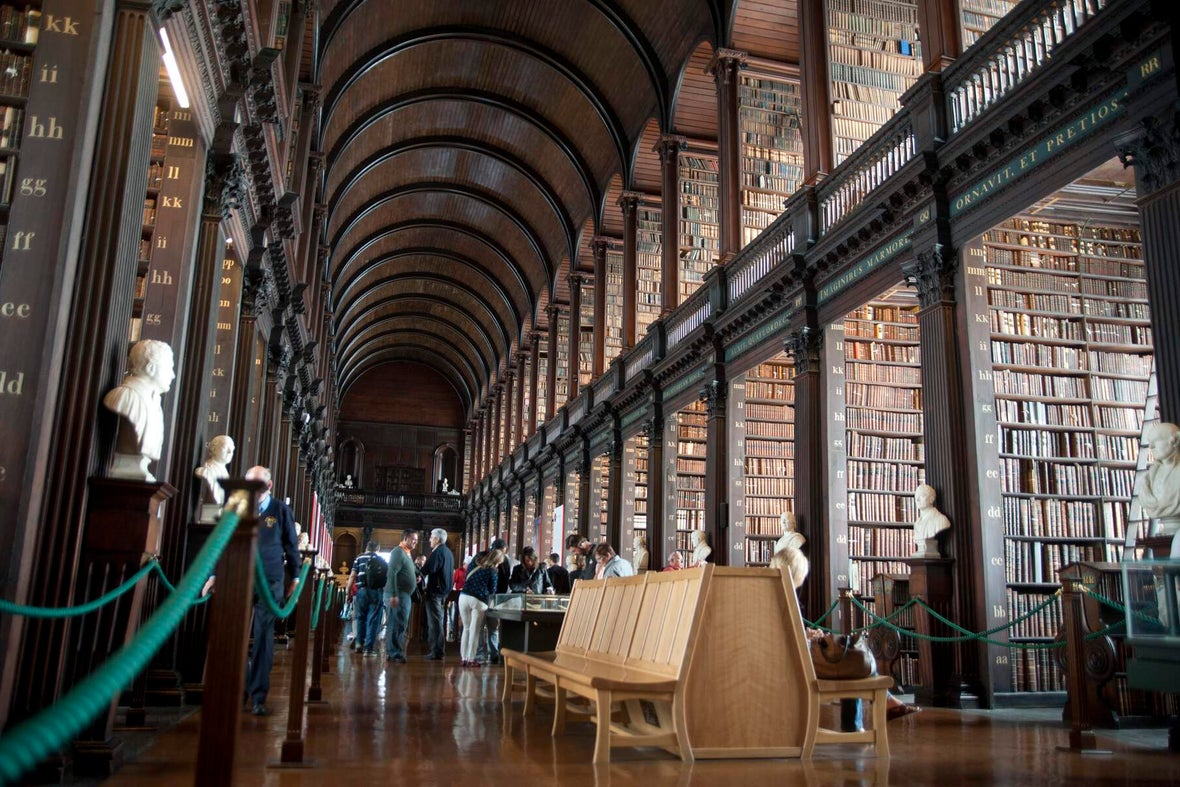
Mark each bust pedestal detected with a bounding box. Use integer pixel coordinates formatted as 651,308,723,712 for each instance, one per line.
70,478,175,779
905,556,960,708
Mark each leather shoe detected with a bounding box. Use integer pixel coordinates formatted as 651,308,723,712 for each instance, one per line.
425,654,443,661
251,703,270,716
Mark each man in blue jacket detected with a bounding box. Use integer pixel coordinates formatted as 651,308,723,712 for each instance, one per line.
421,528,454,660
244,465,302,715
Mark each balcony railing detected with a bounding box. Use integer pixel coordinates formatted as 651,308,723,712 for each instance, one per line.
666,288,711,351
819,118,916,236
337,490,464,514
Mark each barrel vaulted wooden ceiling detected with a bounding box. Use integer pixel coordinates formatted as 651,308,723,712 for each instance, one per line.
320,0,800,413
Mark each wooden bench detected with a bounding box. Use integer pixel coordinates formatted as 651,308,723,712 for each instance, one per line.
503,565,894,762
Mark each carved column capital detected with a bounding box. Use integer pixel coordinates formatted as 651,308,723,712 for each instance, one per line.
546,303,566,320
590,236,611,260
903,244,958,309
653,134,688,162
618,190,642,214
784,326,822,376
708,47,748,84
568,271,591,288
698,379,726,417
203,151,246,220
640,415,663,442
1115,107,1180,195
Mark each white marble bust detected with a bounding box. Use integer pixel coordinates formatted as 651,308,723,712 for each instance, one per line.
296,523,310,551
102,339,174,482
690,529,711,567
912,484,951,558
775,511,806,554
1139,422,1180,536
632,533,649,572
194,435,234,507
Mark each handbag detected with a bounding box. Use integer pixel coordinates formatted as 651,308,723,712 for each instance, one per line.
809,633,877,680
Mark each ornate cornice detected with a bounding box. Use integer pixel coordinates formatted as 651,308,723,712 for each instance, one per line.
708,47,747,84
1116,106,1180,195
783,326,822,377
902,243,957,309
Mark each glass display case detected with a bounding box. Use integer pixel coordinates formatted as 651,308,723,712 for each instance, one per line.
489,593,571,612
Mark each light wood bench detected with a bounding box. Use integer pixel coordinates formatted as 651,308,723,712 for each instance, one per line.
503,565,894,762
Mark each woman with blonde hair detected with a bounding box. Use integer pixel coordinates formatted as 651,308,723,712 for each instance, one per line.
458,549,505,667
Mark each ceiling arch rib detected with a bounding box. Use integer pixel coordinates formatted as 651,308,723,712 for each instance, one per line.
335,295,502,374
334,247,525,332
330,220,536,317
338,313,495,381
325,89,601,211
327,137,578,266
322,27,631,178
343,328,484,391
341,350,476,410
336,276,513,364
330,183,555,292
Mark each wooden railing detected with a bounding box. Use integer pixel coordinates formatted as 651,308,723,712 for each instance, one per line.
625,332,655,381
945,0,1111,134
666,288,711,351
819,117,916,235
727,220,795,304
337,491,464,513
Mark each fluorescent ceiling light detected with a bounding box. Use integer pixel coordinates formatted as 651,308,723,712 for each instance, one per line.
159,28,190,109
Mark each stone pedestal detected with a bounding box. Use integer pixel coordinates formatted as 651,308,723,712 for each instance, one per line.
70,478,175,779
906,556,960,708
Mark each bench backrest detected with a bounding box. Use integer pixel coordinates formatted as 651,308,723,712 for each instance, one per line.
624,566,710,678
585,574,647,665
554,579,606,657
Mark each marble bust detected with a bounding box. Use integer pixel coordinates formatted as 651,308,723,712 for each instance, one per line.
912,484,951,558
632,533,649,572
775,511,806,554
194,435,234,523
102,339,175,482
690,529,712,567
296,523,310,551
1138,422,1180,537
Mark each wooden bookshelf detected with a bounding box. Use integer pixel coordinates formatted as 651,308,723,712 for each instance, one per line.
825,0,922,164
130,97,170,342
0,4,38,256
604,245,623,366
960,0,1019,50
678,153,719,300
739,356,796,566
578,276,594,388
871,573,919,690
977,216,1153,693
535,343,548,430
554,311,570,406
738,73,803,246
589,453,609,543
563,463,580,547
636,203,662,338
541,480,556,556
622,431,647,556
840,288,925,598
674,400,707,565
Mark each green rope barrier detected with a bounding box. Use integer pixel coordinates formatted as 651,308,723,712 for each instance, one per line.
0,506,243,783
148,562,211,606
253,554,314,620
310,574,327,631
803,598,841,630
1079,586,1162,627
0,561,158,619
912,591,1061,639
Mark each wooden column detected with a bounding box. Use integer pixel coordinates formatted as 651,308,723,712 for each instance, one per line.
643,412,666,570
700,371,729,566
2,0,146,726
798,0,833,182
278,549,315,765
515,349,527,445
308,568,329,703
916,0,962,73
1116,110,1180,421
470,418,480,483
903,245,976,706
195,481,263,786
514,479,527,552
568,273,585,398
591,239,608,376
258,369,278,466
227,286,261,469
620,193,639,349
655,135,686,313
784,325,828,620
710,49,746,262
546,304,560,419
577,446,592,539
162,151,243,581
607,431,623,550
495,385,505,463
528,335,541,434
503,369,515,457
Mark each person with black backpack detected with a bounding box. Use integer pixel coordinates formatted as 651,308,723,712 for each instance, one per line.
347,541,387,656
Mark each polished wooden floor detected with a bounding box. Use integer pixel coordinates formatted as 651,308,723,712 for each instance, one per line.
108,636,1180,786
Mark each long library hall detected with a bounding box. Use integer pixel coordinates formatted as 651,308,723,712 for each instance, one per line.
1,0,1179,784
